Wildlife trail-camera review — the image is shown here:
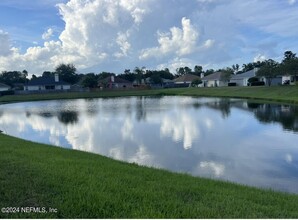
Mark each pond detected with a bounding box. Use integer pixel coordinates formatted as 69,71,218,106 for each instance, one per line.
1,96,298,194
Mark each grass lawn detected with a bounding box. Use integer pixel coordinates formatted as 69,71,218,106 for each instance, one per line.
1,85,298,218
1,134,298,218
1,85,298,104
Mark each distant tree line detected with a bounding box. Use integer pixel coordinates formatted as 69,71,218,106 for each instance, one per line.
1,50,298,89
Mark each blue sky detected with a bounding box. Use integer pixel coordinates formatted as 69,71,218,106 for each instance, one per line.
0,0,298,76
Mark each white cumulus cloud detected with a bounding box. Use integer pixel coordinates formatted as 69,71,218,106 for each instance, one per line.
140,17,199,59
1,0,298,75
42,28,54,40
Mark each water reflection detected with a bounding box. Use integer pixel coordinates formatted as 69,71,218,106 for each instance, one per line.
251,103,298,132
0,97,298,194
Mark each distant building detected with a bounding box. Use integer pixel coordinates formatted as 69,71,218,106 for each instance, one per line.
230,69,258,86
98,76,133,89
24,74,71,91
0,83,11,91
201,71,228,87
174,74,201,87
144,77,174,89
282,75,298,85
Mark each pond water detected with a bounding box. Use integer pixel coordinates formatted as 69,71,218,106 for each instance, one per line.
1,96,298,193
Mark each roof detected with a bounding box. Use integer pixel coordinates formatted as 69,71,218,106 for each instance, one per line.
202,72,225,81
144,77,174,83
230,69,256,80
99,76,132,84
174,74,200,83
27,76,70,86
0,83,10,88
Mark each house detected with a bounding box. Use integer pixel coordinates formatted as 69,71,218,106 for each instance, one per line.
173,74,201,87
0,83,11,91
230,69,258,86
98,76,133,89
144,77,174,89
201,71,228,87
260,76,282,86
24,74,71,91
282,75,298,85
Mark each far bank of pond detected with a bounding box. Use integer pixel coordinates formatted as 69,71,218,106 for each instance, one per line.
1,86,298,104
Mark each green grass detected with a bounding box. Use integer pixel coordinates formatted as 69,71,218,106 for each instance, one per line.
1,134,298,218
1,86,298,218
1,85,298,104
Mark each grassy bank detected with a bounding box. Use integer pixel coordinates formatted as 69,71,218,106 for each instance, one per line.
1,85,298,104
1,134,298,218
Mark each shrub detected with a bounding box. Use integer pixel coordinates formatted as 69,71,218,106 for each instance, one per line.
191,79,202,87
0,90,15,96
248,77,259,83
228,82,237,86
250,81,265,86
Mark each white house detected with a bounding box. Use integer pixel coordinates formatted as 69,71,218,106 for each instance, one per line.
0,83,10,91
201,71,228,87
230,69,258,86
24,74,70,91
282,75,298,85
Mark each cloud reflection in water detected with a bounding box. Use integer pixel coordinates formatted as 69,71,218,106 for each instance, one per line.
1,97,298,193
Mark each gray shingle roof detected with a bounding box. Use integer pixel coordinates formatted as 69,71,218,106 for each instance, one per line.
27,76,70,86
202,72,224,81
0,83,10,88
230,69,256,80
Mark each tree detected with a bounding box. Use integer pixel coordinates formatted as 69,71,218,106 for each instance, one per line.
150,73,163,84
159,69,174,79
256,59,279,86
22,70,28,77
176,67,184,76
242,63,255,72
134,67,142,84
280,51,298,83
232,64,240,74
55,63,78,84
220,68,233,82
124,69,131,75
184,66,192,75
134,66,145,84
176,66,192,76
81,73,98,88
98,72,114,80
194,65,203,76
191,78,202,87
0,70,28,86
283,51,296,62
118,69,136,82
164,68,170,73
42,71,54,77
204,69,214,76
